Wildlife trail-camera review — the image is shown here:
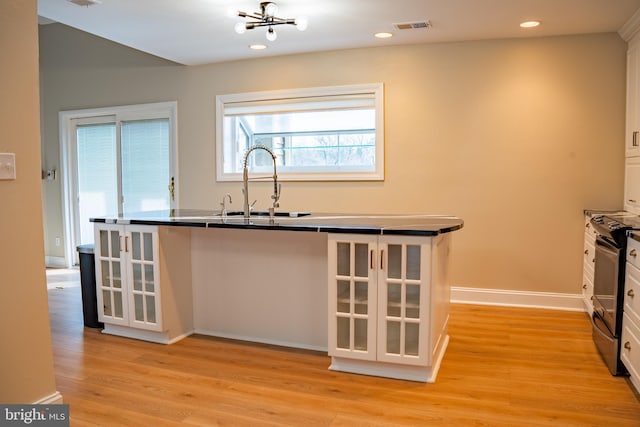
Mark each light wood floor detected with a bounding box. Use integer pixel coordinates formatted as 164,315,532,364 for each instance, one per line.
47,278,640,426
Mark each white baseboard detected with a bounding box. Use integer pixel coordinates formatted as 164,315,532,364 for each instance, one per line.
451,286,585,312
45,256,69,268
34,391,63,404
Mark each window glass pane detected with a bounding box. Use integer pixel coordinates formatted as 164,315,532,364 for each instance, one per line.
132,264,142,291
102,290,112,316
354,243,369,278
131,232,141,260
337,280,350,313
337,243,350,276
145,265,155,292
121,119,170,213
143,232,153,261
405,322,420,356
387,283,401,317
112,262,121,289
406,245,421,280
110,230,120,257
77,123,117,245
113,291,123,318
217,84,384,181
337,317,350,349
354,282,368,315
99,230,109,256
388,244,402,279
134,294,144,321
354,318,368,351
387,321,401,354
100,261,110,288
406,285,420,319
146,295,156,323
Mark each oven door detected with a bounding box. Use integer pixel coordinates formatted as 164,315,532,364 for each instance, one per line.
592,235,623,335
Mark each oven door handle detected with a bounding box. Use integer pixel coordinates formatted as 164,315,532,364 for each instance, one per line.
595,235,620,253
592,312,615,339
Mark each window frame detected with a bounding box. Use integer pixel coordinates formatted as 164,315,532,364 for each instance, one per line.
215,83,384,182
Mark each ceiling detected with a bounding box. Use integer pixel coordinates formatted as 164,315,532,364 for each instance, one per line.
37,0,640,66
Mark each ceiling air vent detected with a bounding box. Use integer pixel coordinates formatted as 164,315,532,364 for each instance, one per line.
393,21,431,30
68,0,101,6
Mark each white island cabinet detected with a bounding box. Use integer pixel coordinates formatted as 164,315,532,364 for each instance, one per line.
93,211,463,382
328,233,451,382
94,223,193,344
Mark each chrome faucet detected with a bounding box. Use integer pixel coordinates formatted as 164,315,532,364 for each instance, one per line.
220,193,232,218
242,145,281,219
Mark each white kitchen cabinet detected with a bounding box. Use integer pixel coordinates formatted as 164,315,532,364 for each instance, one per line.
582,215,596,315
327,233,451,382
627,36,640,158
94,223,193,344
625,157,640,215
623,234,640,393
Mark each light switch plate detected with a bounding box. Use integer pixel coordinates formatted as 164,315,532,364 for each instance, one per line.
0,153,16,180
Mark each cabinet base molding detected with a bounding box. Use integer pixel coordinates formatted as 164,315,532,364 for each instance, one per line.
102,324,193,344
194,329,328,352
329,335,449,383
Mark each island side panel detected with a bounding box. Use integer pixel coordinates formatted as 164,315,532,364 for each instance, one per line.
430,234,451,364
191,228,329,351
158,226,194,342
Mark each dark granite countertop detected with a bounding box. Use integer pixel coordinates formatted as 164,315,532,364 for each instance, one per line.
91,209,464,236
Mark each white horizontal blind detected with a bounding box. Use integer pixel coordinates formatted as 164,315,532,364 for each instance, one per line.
121,118,171,214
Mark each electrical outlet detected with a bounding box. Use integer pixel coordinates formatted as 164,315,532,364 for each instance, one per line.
55,237,61,246
0,153,16,180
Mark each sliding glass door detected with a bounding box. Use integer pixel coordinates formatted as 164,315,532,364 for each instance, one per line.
64,103,177,260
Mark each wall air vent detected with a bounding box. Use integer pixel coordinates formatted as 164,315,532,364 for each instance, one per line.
68,0,101,6
393,21,431,30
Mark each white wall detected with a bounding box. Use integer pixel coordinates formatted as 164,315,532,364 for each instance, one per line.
40,24,627,295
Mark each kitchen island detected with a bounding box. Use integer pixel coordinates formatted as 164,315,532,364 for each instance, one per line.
91,210,463,382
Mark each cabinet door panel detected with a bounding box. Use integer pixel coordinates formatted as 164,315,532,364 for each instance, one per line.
627,39,640,157
127,226,162,331
95,224,129,326
328,235,377,361
377,236,430,365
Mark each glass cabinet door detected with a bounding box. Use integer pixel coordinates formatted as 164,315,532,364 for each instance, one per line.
126,226,161,331
328,235,377,361
377,237,430,365
95,224,128,326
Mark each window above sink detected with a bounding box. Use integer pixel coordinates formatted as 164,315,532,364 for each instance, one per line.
216,83,384,182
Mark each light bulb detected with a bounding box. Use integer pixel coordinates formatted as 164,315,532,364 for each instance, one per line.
264,2,277,17
520,20,541,28
296,17,308,31
234,22,247,34
266,27,277,41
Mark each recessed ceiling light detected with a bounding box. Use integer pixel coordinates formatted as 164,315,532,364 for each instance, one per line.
375,32,393,39
520,20,541,28
250,44,267,50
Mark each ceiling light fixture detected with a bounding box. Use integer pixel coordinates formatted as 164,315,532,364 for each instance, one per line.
374,32,393,39
520,20,541,28
235,2,307,42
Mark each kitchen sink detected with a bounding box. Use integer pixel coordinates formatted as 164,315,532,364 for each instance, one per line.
223,211,311,218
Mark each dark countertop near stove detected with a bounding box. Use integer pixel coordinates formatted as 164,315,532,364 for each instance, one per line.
91,209,464,236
